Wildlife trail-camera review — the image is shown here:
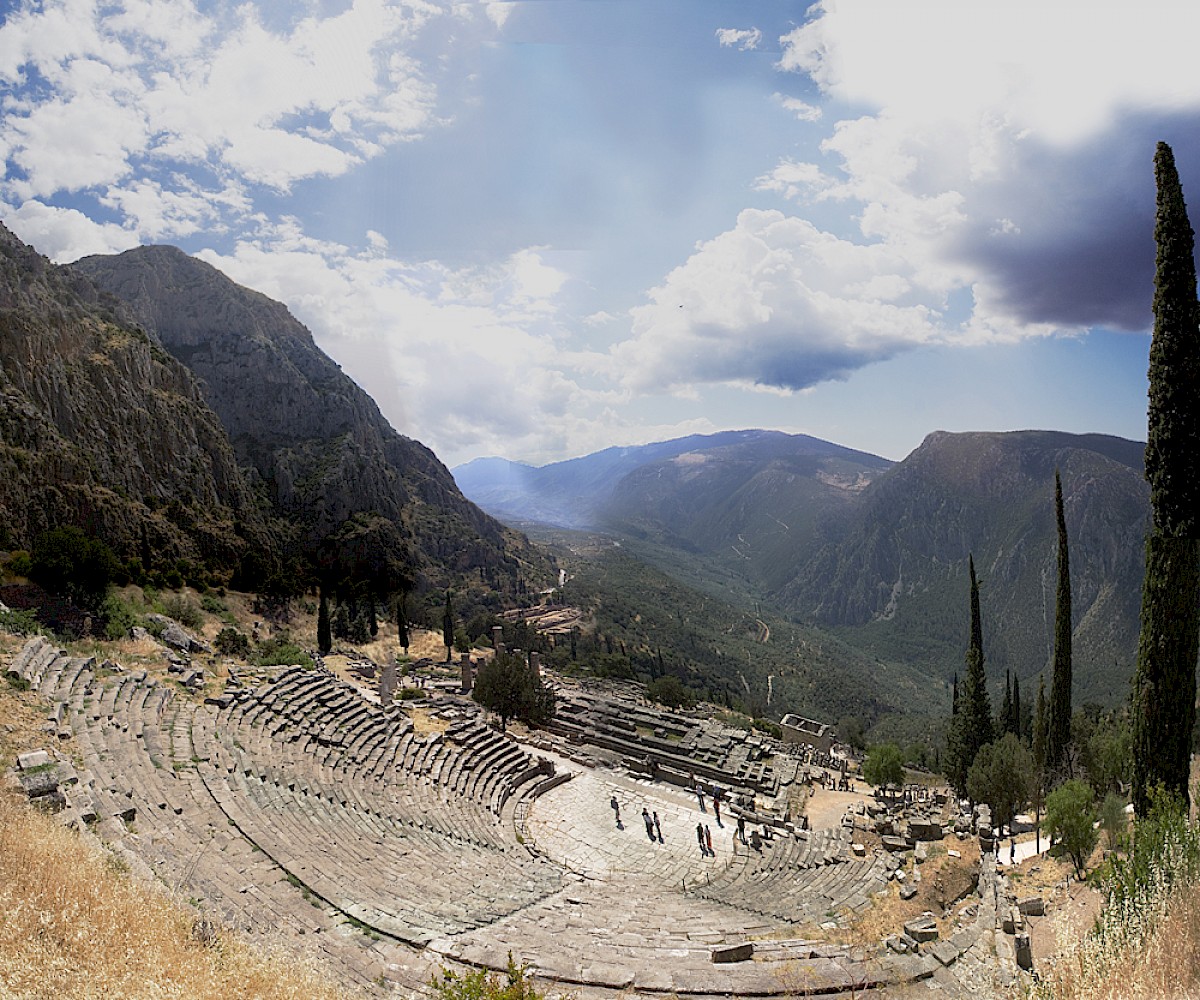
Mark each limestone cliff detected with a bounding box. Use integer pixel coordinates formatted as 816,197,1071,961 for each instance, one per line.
0,224,272,574
72,245,542,593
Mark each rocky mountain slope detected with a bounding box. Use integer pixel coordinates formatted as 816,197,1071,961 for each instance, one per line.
783,430,1148,705
456,430,891,593
459,428,1150,707
72,245,545,596
0,223,273,576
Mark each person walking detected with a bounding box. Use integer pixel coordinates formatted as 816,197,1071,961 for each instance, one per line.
696,822,707,855
653,811,663,843
610,795,621,828
705,823,714,855
642,807,655,841
713,795,721,826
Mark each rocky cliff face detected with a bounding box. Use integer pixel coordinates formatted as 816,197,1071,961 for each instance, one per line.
779,430,1149,703
72,245,542,593
0,224,271,573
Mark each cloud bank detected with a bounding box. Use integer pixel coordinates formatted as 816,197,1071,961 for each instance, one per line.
617,0,1200,395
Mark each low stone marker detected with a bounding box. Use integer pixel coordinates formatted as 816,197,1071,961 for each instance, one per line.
711,943,754,964
902,914,938,943
1017,896,1045,916
1015,933,1033,970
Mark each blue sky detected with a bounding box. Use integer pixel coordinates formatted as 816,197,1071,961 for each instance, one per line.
2,1,1199,468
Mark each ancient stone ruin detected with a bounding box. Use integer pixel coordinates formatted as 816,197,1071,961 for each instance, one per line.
5,636,1026,997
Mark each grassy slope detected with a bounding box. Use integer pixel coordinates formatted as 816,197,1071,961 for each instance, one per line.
0,625,356,1000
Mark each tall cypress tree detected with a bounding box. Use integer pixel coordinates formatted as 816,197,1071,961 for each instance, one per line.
1000,670,1014,735
1047,470,1073,773
395,590,409,654
950,555,993,796
442,589,455,662
317,590,332,655
1012,674,1023,740
1132,142,1200,815
1032,676,1049,776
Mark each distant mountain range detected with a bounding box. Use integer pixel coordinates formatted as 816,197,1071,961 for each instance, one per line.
0,223,545,599
455,428,1150,707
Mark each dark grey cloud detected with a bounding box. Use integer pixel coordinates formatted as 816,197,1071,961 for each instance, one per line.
954,111,1200,333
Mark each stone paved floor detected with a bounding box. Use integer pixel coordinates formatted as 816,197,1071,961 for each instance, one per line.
525,767,736,883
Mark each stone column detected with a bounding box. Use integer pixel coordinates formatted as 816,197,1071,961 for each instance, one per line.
492,625,505,657
529,650,541,676
379,662,396,705
460,653,473,693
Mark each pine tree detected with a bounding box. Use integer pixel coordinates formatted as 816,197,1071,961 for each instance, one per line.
1132,142,1200,815
317,591,332,655
949,555,993,796
1000,671,1014,736
1047,470,1073,773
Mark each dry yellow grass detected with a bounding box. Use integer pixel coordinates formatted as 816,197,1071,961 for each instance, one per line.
1034,881,1200,1000
0,789,357,1000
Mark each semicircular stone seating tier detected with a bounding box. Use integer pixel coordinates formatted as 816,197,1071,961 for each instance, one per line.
5,638,1014,998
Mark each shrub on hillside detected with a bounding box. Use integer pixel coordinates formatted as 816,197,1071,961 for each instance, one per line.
160,594,203,631
253,636,313,670
1045,779,1099,878
645,674,696,710
30,527,118,612
214,627,251,658
0,607,42,637
99,594,141,641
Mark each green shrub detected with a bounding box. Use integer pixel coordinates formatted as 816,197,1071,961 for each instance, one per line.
200,594,226,615
431,953,546,1000
99,594,141,641
0,607,42,637
253,637,313,670
30,527,118,612
1045,779,1099,878
161,594,203,631
645,674,697,710
5,550,33,578
214,628,251,658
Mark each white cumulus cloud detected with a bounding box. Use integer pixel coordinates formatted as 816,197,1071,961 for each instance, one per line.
715,27,761,51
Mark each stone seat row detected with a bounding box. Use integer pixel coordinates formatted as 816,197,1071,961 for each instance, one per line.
224,668,542,818
687,827,888,924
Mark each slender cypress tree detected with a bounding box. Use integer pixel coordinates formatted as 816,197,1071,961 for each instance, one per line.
1132,142,1200,815
1033,676,1049,776
396,591,409,654
1000,671,1014,735
1047,470,1073,773
950,555,993,796
1012,674,1023,740
317,591,332,655
1145,143,1200,534
442,590,455,662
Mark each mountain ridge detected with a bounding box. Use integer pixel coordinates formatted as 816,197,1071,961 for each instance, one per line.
457,426,1150,707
